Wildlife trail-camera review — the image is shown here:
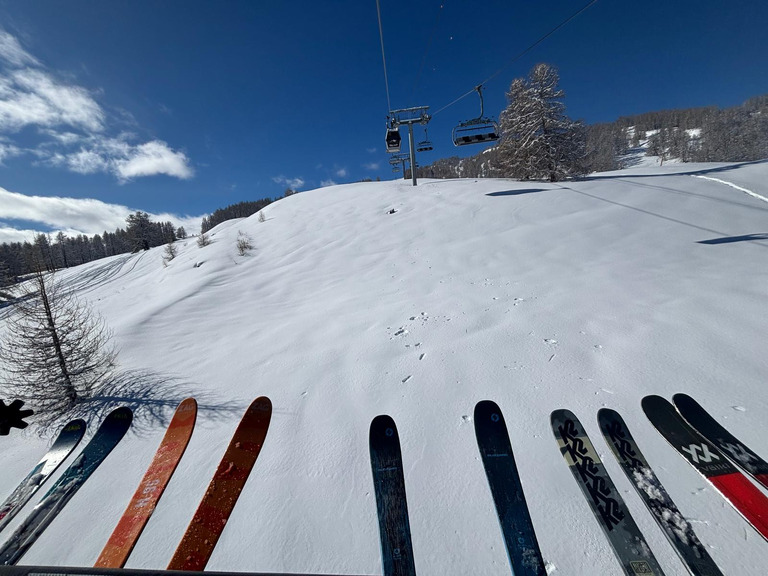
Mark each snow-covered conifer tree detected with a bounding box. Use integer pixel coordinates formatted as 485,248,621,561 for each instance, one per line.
498,63,585,181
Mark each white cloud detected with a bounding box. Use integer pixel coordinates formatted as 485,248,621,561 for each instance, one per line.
0,28,193,182
0,141,21,163
0,186,204,243
39,135,193,181
0,30,39,67
335,168,348,178
0,69,105,133
366,147,377,154
0,225,42,244
64,148,110,174
320,179,337,187
272,175,304,190
363,162,380,170
114,140,194,181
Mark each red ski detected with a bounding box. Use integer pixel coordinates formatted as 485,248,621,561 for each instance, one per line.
95,398,197,568
642,395,768,541
167,397,272,571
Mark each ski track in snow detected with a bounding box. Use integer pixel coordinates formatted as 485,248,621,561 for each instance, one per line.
692,174,768,203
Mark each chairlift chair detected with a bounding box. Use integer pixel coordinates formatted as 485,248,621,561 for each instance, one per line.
416,128,433,152
452,85,500,147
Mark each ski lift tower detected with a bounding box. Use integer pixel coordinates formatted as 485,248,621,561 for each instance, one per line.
389,106,430,186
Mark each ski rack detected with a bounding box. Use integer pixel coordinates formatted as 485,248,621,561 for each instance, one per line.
0,567,373,576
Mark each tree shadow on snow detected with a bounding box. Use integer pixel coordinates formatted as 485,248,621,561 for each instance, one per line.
486,188,548,197
28,369,241,439
698,233,768,246
584,159,768,181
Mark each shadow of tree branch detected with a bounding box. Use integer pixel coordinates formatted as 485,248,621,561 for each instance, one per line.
28,369,240,438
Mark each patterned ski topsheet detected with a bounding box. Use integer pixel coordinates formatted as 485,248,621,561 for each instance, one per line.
95,398,198,568
642,395,768,542
551,409,665,576
0,418,86,533
473,400,546,576
0,407,133,565
369,415,417,576
673,393,768,489
167,397,272,571
598,408,723,576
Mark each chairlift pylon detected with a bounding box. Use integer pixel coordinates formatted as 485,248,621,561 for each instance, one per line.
385,116,402,153
452,85,500,147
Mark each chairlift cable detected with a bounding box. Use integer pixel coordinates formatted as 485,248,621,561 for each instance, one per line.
432,0,598,117
375,0,393,113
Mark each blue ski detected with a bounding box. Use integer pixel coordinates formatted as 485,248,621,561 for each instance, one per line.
0,419,86,533
0,407,132,565
474,400,546,575
369,415,417,576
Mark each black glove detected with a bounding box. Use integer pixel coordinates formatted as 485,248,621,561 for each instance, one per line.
0,399,34,435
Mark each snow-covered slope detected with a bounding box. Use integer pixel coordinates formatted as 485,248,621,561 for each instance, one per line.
1,162,767,575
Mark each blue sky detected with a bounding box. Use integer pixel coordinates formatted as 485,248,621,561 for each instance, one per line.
1,0,767,242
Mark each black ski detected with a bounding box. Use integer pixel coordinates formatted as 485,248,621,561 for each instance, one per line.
369,415,416,576
0,419,86,533
551,409,665,576
598,408,723,576
474,400,546,575
673,393,768,490
0,407,133,564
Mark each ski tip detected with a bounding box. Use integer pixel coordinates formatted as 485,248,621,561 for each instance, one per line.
107,406,134,422
177,397,198,410
247,396,272,413
473,399,503,423
671,393,698,410
64,418,87,432
596,407,621,422
369,414,398,442
640,394,672,414
550,408,578,425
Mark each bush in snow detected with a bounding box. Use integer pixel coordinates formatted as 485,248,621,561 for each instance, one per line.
236,231,253,256
197,233,211,248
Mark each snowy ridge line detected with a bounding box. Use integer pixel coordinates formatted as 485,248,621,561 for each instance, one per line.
0,567,373,576
692,174,768,203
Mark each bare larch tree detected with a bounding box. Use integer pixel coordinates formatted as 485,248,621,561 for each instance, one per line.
0,267,117,418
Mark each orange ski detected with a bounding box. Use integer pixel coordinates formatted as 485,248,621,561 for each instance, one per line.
167,396,272,571
95,398,197,568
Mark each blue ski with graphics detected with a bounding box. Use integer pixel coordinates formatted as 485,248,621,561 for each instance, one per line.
0,419,86,534
474,400,546,575
0,407,132,565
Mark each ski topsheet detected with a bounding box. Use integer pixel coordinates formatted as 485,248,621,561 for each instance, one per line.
473,400,546,576
96,398,197,568
642,395,768,541
167,397,272,571
673,393,768,490
369,415,417,576
0,407,133,565
0,418,86,533
551,409,665,576
598,408,723,576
